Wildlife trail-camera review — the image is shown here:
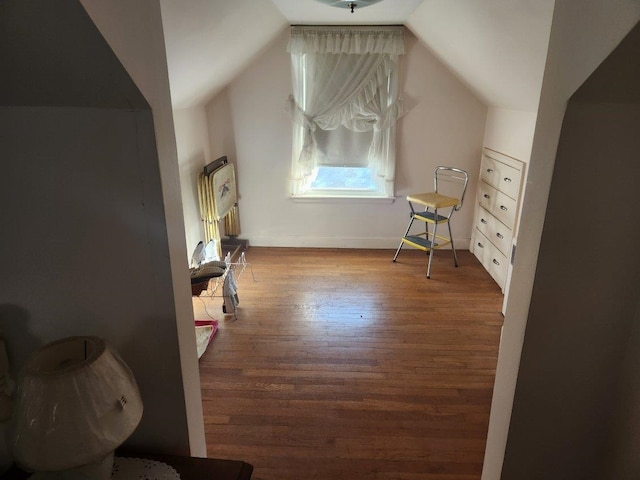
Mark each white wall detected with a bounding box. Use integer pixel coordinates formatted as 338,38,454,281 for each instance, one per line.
483,108,537,163
80,0,206,456
482,2,640,478
203,28,487,249
173,107,211,257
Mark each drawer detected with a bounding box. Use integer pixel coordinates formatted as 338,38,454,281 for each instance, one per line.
481,154,522,200
475,206,512,257
473,229,508,289
478,182,517,228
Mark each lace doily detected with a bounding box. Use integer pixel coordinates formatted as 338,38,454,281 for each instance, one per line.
113,457,181,480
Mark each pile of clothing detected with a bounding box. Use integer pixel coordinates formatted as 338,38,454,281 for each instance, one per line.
189,240,226,296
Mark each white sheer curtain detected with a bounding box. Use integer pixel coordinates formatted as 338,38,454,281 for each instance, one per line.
287,26,404,196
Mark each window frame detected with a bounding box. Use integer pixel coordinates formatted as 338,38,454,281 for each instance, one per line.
288,27,402,201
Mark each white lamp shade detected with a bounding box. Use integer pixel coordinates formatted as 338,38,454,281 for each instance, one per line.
10,336,143,472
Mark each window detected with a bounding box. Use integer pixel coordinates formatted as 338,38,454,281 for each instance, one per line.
287,26,404,198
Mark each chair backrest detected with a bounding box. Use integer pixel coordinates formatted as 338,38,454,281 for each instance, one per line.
434,166,469,211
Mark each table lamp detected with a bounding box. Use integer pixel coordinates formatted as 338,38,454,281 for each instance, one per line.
10,336,143,479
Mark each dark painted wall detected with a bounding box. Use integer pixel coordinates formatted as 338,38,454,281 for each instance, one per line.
0,0,191,455
502,21,640,479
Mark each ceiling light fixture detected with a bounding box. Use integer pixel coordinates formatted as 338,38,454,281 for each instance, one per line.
313,0,385,13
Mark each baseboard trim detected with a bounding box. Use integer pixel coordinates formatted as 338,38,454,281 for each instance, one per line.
242,235,471,250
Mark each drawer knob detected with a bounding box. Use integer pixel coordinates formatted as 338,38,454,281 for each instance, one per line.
477,242,484,248
493,259,501,266
496,233,504,239
500,205,508,211
504,177,512,182
483,194,490,199
481,218,488,224
487,168,494,173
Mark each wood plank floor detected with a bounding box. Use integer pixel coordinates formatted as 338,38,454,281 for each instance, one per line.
193,247,504,480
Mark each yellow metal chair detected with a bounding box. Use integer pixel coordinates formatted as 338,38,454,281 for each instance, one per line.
393,166,469,278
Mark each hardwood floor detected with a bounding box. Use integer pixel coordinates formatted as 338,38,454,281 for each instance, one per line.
193,247,504,480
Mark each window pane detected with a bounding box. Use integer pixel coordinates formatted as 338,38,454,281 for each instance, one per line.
314,126,373,167
310,166,376,190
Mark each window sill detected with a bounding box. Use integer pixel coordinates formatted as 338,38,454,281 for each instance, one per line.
290,195,396,204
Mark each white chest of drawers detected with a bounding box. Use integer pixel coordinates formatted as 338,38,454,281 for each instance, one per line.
471,148,526,291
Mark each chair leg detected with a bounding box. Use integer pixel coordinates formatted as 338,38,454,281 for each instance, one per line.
448,220,459,267
426,217,438,279
393,216,415,262
392,240,404,262
424,210,430,256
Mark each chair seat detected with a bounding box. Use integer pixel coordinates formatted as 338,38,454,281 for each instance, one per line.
407,192,460,209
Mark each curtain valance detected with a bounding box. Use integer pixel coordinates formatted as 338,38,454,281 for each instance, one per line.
288,26,404,55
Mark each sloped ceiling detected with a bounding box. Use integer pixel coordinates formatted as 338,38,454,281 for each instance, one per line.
1,0,148,108
407,0,555,111
160,0,288,109
161,0,555,112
